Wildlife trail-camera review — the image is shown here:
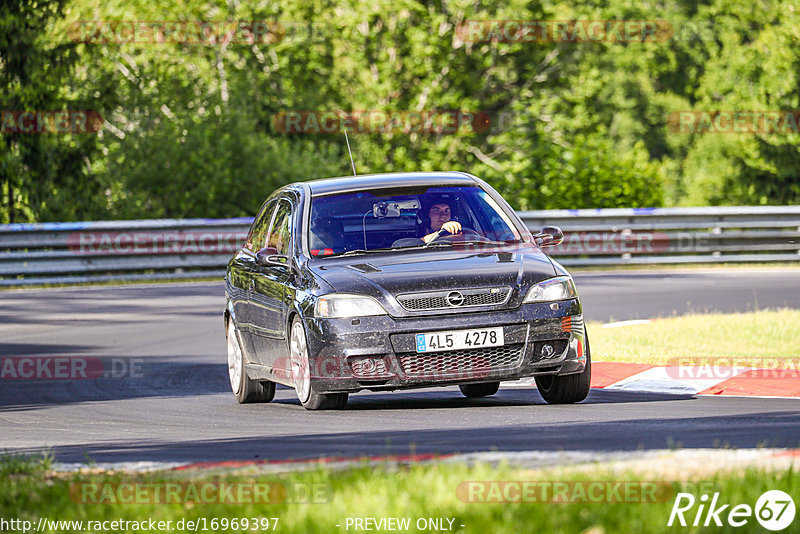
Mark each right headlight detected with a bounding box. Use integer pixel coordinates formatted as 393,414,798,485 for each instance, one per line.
314,294,388,318
524,276,577,303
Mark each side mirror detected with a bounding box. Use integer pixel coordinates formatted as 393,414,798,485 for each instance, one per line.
255,247,289,268
533,226,564,247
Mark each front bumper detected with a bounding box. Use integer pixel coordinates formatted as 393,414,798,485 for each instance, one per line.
303,299,587,393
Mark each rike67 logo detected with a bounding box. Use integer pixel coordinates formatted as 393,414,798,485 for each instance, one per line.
668,490,795,530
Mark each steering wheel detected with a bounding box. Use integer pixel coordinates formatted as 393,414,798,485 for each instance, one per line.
425,227,486,246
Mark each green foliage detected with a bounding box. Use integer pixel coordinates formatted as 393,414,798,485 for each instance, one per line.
103,107,345,218
1,0,798,222
0,0,88,222
667,0,800,206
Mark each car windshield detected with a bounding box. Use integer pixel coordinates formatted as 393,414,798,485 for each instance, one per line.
307,185,526,257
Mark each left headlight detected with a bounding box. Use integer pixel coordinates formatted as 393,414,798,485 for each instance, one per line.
524,276,578,303
315,294,388,318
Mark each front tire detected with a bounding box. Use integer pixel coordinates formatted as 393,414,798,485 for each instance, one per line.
534,331,592,404
227,320,275,404
289,318,348,410
459,382,500,398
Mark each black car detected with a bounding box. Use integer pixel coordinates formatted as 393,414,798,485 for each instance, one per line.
225,172,590,410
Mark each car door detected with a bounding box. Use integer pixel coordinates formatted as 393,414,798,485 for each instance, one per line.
249,198,294,371
227,248,256,332
235,200,276,361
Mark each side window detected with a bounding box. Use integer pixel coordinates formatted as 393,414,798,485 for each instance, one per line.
475,191,521,241
266,200,292,255
246,200,276,251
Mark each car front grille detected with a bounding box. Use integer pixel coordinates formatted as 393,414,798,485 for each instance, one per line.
397,344,524,377
397,287,511,311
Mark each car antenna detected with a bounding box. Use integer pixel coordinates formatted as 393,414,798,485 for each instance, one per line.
344,128,357,176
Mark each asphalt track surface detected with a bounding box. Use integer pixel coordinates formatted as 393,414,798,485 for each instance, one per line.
1,269,799,464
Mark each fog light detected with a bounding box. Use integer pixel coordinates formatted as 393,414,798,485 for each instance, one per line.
349,356,390,378
541,344,555,357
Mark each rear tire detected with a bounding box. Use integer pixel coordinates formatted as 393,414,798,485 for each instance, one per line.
227,320,276,404
290,318,349,410
534,331,591,404
459,382,500,398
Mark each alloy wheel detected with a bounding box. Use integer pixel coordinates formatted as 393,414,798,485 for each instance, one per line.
227,321,242,394
290,321,311,402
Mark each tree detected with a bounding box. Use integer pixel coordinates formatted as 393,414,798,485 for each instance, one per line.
0,0,103,222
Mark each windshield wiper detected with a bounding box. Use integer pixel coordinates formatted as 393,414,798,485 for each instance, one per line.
458,239,521,246
330,242,455,256
330,240,513,257
399,242,453,251
337,247,395,257
396,240,517,251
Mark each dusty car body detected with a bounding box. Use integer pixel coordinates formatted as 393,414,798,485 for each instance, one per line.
225,172,590,409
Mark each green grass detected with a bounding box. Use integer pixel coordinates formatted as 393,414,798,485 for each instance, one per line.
0,451,53,476
589,309,800,365
0,276,222,291
570,262,800,273
1,453,797,534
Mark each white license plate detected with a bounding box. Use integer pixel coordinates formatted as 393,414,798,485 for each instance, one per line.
415,327,504,353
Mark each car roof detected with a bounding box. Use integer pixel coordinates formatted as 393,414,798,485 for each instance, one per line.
302,171,479,196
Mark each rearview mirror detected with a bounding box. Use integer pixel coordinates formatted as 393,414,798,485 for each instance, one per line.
373,199,421,219
256,247,289,268
533,226,564,247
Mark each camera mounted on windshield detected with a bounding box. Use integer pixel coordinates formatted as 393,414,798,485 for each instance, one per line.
372,199,421,219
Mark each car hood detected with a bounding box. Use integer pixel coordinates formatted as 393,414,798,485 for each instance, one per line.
309,244,558,317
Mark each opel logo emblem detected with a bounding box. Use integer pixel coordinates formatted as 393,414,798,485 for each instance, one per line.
447,291,465,307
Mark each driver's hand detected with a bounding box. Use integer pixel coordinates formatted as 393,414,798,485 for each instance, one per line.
442,221,462,234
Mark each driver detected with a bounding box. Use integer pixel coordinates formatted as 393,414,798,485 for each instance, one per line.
420,197,462,243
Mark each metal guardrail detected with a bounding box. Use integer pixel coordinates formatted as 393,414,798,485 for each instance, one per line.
520,206,800,266
0,207,798,286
